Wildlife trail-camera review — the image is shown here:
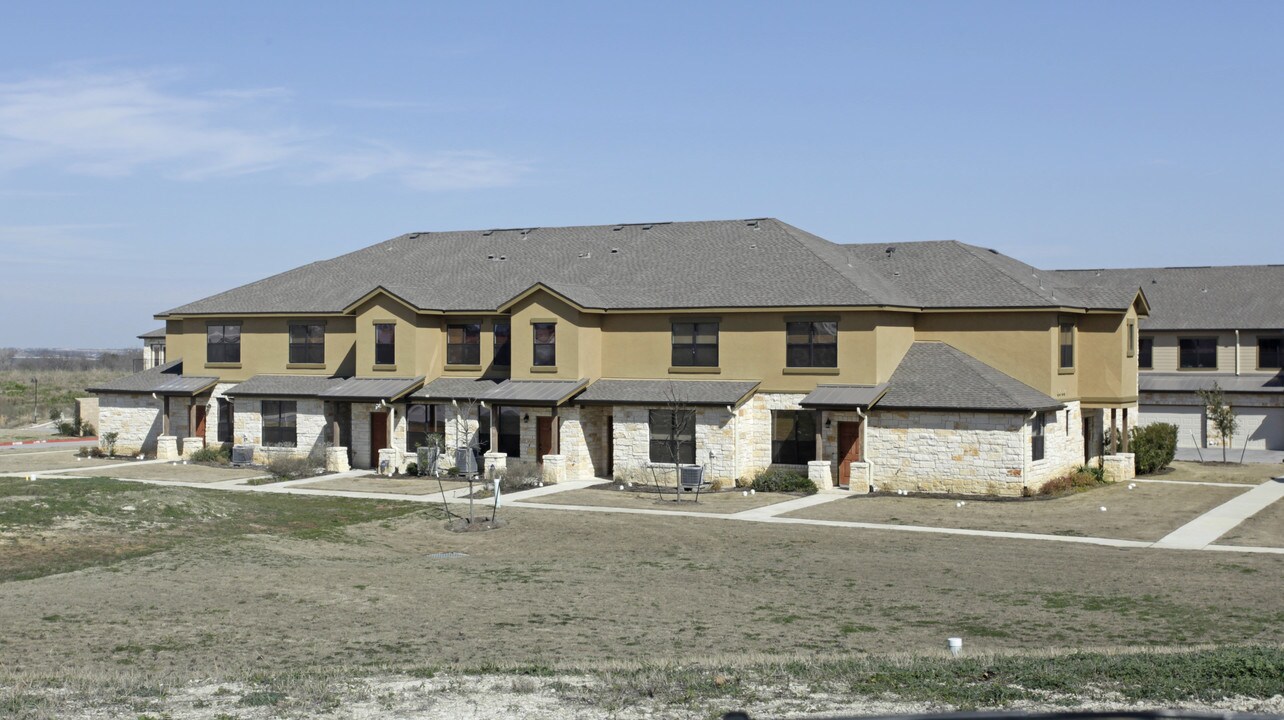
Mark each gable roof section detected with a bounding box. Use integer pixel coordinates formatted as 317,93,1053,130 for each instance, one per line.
1053,265,1284,330
877,342,1063,412
157,220,1141,317
88,361,217,396
138,327,166,340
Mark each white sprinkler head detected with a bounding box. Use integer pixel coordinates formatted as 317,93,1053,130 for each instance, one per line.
956,501,963,508
1100,506,1107,512
617,484,623,490
750,489,755,495
742,490,748,497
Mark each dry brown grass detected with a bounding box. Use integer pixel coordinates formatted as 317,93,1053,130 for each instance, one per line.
298,475,474,495
530,486,795,513
1217,492,1284,547
1142,460,1282,484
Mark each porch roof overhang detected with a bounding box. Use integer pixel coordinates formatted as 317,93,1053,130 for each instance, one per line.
87,360,218,397
575,379,760,408
225,375,424,402
410,377,504,402
481,379,588,406
799,383,889,410
1140,372,1284,394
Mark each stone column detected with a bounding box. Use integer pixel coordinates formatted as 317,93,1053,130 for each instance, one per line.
156,435,179,461
326,446,350,472
807,460,833,490
849,460,871,493
483,451,507,479
1121,408,1130,453
541,454,567,484
180,437,204,459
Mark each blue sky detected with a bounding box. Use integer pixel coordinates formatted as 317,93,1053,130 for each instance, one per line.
1,1,1281,347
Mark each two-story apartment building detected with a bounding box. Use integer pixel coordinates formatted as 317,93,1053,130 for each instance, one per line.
92,219,1147,494
1055,265,1283,451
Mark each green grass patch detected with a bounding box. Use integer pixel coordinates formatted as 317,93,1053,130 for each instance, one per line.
0,475,433,582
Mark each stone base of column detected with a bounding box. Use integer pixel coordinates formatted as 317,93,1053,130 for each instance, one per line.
377,448,399,476
326,446,350,473
848,461,871,492
483,451,507,479
807,460,833,490
1102,453,1135,484
180,437,204,460
156,435,179,461
541,454,567,484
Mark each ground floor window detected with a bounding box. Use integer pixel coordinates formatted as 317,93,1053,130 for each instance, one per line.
405,403,446,452
498,407,521,457
217,398,233,443
771,410,816,464
649,409,695,464
262,400,297,447
1031,412,1046,461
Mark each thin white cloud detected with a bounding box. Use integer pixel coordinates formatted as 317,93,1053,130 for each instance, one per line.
0,69,526,190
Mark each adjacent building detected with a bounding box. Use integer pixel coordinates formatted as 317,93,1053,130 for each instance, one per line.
92,219,1148,493
1055,265,1283,451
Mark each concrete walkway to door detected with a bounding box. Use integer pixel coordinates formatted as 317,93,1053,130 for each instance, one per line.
1153,478,1284,550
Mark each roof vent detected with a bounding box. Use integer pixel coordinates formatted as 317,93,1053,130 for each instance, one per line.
520,228,534,235
578,252,591,259
487,254,495,260
746,220,759,228
884,246,896,258
642,224,653,230
610,247,620,254
612,226,623,231
408,233,420,239
988,248,999,254
482,230,495,236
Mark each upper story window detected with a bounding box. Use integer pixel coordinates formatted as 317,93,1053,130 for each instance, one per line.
1126,320,1136,358
1179,337,1217,369
649,409,695,464
262,400,297,447
1258,337,1282,370
1059,320,1075,370
374,323,396,365
206,323,241,364
1031,412,1046,461
493,323,511,366
289,323,325,364
786,321,837,368
447,323,481,365
1138,337,1153,369
150,343,165,367
672,321,719,367
533,322,556,367
771,410,816,465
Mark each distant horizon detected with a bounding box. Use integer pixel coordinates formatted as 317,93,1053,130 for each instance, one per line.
3,1,1281,347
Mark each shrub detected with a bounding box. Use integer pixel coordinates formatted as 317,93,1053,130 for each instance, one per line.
405,461,419,476
751,468,818,495
497,465,541,491
1130,422,1178,475
190,445,230,464
267,455,316,480
734,475,754,489
100,432,119,456
709,479,725,492
1038,468,1105,496
80,422,95,437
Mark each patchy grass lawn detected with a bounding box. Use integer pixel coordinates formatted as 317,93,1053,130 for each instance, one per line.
69,461,270,484
0,476,431,582
1216,489,1284,548
0,450,132,474
783,481,1247,542
531,485,796,513
297,475,474,495
1142,460,1281,484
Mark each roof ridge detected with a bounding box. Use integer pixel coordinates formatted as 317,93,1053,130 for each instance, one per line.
773,221,913,305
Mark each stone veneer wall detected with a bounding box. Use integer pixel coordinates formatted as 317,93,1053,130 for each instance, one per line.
97,394,163,455
234,398,327,465
734,393,808,480
865,401,1085,496
205,384,237,446
558,405,610,480
611,404,738,484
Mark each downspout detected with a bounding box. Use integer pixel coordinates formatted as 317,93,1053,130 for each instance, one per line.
856,407,868,491
727,405,739,482
1235,329,1240,376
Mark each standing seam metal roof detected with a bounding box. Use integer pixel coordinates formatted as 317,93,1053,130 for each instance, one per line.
87,361,218,396
574,379,760,406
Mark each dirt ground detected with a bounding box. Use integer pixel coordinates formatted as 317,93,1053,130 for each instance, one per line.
299,475,474,495
1141,460,1282,484
1217,490,1284,547
73,461,271,483
2,495,1281,687
531,486,797,513
0,449,131,473
782,482,1252,542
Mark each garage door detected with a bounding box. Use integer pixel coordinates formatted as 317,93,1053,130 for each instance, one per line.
1139,405,1205,448
1237,409,1284,451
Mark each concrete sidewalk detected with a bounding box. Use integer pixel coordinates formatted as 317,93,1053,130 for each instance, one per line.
1154,478,1284,549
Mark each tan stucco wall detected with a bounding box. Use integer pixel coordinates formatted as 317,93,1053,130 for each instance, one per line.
1077,309,1139,404
914,311,1061,396
165,316,357,382
598,310,907,391
508,291,586,380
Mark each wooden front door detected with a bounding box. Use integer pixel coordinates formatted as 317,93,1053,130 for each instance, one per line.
370,411,389,468
193,406,207,441
536,416,554,461
837,421,863,488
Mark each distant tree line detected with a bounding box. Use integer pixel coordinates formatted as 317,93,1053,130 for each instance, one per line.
0,348,141,373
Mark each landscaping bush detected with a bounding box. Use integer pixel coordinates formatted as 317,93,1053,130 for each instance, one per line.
751,468,818,495
1038,467,1106,496
100,432,118,456
267,455,316,480
1130,422,1178,475
404,461,419,476
190,445,230,464
497,465,542,491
